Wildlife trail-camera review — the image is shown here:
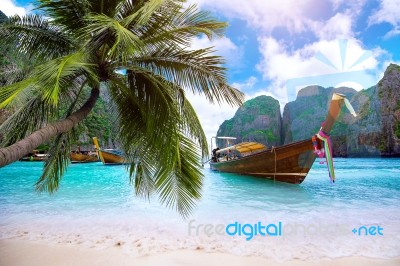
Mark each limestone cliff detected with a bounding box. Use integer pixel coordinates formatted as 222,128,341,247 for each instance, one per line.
216,95,281,147
217,63,400,157
378,64,400,156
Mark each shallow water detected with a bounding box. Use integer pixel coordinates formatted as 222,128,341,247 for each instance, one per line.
0,158,399,260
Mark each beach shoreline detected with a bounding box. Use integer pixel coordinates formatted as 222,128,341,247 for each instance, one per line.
1,239,399,266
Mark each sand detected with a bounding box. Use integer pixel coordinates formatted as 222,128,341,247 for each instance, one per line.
0,239,399,266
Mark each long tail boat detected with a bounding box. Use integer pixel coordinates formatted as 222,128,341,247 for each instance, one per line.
20,150,49,162
70,151,99,163
209,93,356,184
92,137,127,165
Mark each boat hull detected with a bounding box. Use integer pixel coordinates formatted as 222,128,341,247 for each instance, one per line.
70,153,99,163
98,150,127,165
210,139,316,184
19,156,47,162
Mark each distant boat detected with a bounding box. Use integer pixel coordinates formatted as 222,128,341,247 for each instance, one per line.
70,151,99,163
209,93,355,184
92,137,127,165
20,151,49,162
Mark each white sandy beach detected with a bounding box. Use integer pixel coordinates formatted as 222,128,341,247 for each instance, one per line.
1,239,399,266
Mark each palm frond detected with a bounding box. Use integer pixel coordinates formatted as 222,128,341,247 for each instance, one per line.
0,78,34,108
180,96,208,156
0,96,55,146
121,0,164,27
35,130,74,192
129,47,244,106
1,51,96,108
37,0,90,32
81,14,144,64
34,51,96,105
107,68,204,216
0,14,73,60
130,2,226,49
0,77,87,146
155,133,203,217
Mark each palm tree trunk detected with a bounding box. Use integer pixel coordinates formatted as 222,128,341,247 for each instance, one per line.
0,87,100,167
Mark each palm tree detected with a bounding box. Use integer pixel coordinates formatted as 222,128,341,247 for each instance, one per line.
0,0,243,216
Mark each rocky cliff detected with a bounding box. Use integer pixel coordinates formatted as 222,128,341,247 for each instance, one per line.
378,64,400,156
217,63,400,157
282,85,357,145
216,95,281,147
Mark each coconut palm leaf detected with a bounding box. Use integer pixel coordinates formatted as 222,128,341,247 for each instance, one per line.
130,47,243,105
36,0,90,31
34,132,71,192
0,15,73,60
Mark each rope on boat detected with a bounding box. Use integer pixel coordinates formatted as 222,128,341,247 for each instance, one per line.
317,127,335,183
312,122,335,183
272,146,276,184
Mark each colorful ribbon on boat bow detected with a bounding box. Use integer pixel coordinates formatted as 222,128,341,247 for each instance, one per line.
312,97,357,183
312,122,335,183
315,124,335,183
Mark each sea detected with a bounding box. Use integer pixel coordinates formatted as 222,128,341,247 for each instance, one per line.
0,158,399,261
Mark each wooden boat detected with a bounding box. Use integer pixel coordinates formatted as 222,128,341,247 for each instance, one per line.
92,137,127,165
19,150,49,162
70,151,99,163
210,93,352,184
20,153,49,162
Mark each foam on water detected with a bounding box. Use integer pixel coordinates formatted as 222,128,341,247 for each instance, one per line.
0,159,399,260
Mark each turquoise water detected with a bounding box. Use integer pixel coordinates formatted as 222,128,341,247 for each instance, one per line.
0,158,399,260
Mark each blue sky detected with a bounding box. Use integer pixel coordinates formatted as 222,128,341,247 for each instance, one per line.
2,0,400,140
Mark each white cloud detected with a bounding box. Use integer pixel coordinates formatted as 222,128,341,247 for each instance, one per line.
191,0,320,34
309,13,354,40
369,0,400,38
231,76,257,92
256,37,381,103
190,0,367,38
186,91,238,145
1,0,27,16
181,0,396,143
189,35,242,67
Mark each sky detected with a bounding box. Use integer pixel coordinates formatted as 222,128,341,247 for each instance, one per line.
2,0,400,143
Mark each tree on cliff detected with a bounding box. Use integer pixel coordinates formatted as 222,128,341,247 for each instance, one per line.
0,0,243,216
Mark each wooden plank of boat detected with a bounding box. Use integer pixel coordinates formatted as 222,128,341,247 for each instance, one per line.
210,93,348,184
211,139,314,184
99,149,126,165
92,137,128,165
70,152,99,163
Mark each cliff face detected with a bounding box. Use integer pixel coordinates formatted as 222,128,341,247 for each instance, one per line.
282,86,357,145
281,78,400,157
345,86,382,156
217,63,400,157
216,95,281,147
379,64,400,156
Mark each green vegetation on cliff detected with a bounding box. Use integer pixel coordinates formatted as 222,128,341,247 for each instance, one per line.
217,63,400,157
217,95,281,147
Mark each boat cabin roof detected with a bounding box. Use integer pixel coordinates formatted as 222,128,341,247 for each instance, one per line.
216,142,267,154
